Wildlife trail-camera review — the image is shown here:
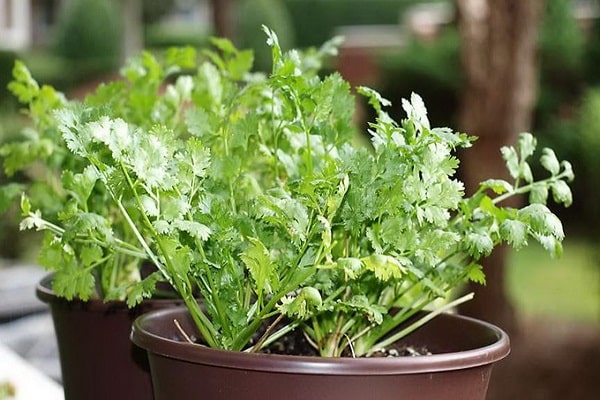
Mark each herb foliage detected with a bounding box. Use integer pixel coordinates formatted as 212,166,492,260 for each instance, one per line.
2,27,573,356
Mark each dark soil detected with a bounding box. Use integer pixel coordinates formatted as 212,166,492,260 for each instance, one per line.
486,317,600,400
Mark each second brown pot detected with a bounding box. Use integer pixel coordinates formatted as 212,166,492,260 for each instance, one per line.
36,274,182,400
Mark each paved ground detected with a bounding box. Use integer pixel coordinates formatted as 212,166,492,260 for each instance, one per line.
487,317,600,400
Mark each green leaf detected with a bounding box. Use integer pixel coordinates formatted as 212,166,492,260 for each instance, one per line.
341,295,385,324
521,162,533,183
0,183,25,214
165,46,198,71
197,62,223,110
186,137,211,177
480,179,512,195
173,220,211,241
540,148,560,175
517,132,537,161
357,86,391,114
185,107,213,138
518,204,564,240
466,263,486,285
262,25,283,70
279,286,322,320
228,50,254,80
362,254,405,281
210,37,237,55
550,180,573,207
240,237,276,295
80,244,103,267
161,238,192,278
529,183,549,204
53,268,96,301
63,166,98,208
125,271,163,308
336,257,364,280
465,231,494,257
402,92,430,131
501,146,520,180
535,234,563,258
8,60,39,103
499,219,528,249
561,161,575,181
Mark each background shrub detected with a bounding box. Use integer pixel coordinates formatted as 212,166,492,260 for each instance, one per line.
52,0,122,82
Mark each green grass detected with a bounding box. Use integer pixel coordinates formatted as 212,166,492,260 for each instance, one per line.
507,237,600,324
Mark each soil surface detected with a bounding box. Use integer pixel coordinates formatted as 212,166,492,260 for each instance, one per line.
486,317,600,400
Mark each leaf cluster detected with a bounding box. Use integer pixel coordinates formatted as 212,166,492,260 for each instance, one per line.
2,27,574,356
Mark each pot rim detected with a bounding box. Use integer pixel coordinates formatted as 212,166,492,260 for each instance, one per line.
36,273,181,311
131,306,510,375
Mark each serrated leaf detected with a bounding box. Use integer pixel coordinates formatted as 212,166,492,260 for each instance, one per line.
501,146,520,179
53,268,96,301
173,220,211,241
550,180,572,207
529,183,549,204
336,257,364,279
517,132,537,161
279,286,322,320
535,234,563,258
465,231,494,257
63,165,98,208
362,254,404,280
125,271,163,308
466,263,486,285
499,219,528,249
518,204,564,240
402,92,430,131
240,237,275,295
185,107,213,138
187,137,211,177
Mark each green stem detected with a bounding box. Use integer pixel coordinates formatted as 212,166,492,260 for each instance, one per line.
365,292,474,357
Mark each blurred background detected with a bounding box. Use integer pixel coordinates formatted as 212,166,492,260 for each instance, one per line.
0,0,598,399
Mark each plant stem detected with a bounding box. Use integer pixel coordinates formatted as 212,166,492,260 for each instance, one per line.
365,292,474,357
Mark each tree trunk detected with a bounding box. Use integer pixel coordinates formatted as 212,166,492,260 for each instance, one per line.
209,0,234,39
455,0,545,337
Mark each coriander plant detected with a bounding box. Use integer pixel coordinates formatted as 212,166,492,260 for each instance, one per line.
6,27,573,356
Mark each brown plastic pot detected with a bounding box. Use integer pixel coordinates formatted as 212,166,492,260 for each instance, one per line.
36,274,183,400
131,306,510,400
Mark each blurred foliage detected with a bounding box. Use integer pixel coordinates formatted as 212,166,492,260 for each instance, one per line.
52,0,122,82
532,0,591,234
237,0,296,71
144,24,208,49
535,0,585,127
376,27,461,128
142,0,176,25
283,0,442,48
0,109,30,259
569,87,600,235
0,51,18,110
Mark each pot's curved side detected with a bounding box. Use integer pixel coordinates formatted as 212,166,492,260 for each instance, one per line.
131,306,510,400
37,274,182,400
